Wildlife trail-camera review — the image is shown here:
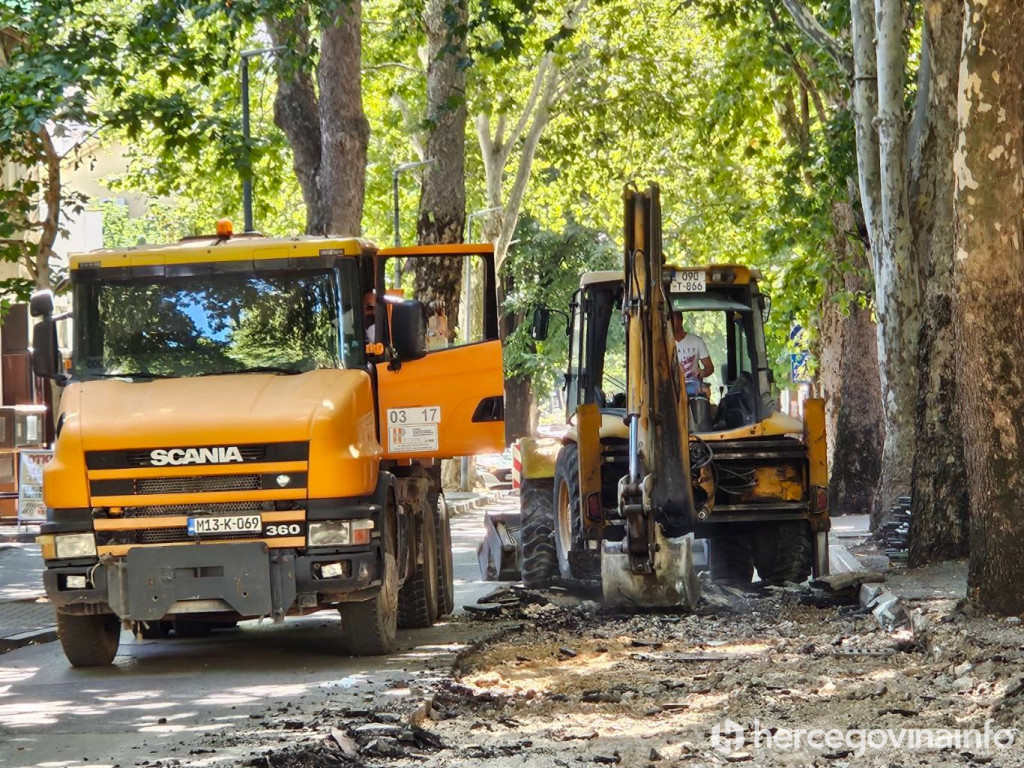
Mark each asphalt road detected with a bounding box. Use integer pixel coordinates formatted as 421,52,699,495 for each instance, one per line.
0,497,510,768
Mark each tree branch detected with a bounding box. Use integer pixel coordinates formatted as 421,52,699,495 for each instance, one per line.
780,0,854,76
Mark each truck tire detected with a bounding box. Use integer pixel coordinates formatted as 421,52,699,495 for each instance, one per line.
521,477,556,587
340,505,399,655
751,521,813,585
398,501,439,628
709,535,754,584
433,493,455,617
57,611,120,667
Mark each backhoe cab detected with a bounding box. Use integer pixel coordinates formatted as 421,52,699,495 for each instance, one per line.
518,184,830,607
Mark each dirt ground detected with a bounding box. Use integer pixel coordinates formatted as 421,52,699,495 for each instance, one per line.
228,573,1024,768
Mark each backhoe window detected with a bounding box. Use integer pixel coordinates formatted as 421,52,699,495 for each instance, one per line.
73,268,347,378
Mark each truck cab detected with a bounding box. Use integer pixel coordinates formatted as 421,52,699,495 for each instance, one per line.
32,231,504,665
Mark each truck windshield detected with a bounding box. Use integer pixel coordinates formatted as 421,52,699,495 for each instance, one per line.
73,269,347,378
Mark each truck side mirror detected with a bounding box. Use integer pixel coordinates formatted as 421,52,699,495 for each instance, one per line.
530,307,550,341
760,294,772,323
32,316,64,382
390,299,428,362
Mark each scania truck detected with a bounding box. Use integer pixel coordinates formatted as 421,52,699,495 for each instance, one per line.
31,227,505,665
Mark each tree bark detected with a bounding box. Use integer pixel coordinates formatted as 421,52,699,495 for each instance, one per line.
953,0,1024,615
908,0,968,566
821,201,884,519
414,0,469,341
267,8,322,233
314,0,369,236
871,0,921,513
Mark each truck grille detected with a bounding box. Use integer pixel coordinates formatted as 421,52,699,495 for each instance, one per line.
134,475,262,495
122,502,267,518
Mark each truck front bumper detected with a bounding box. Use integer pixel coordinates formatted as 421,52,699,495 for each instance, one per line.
44,542,381,620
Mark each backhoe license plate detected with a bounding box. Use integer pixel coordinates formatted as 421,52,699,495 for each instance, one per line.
670,269,706,293
187,515,261,536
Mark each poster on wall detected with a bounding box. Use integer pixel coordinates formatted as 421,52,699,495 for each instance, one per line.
18,450,53,524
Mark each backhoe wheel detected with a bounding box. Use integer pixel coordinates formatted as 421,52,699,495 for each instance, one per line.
398,500,440,628
340,503,398,655
433,493,455,617
553,443,596,580
751,521,813,585
521,478,557,587
553,444,579,580
57,611,120,667
709,535,754,585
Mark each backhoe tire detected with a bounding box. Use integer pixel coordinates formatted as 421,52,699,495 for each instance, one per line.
553,443,597,580
751,521,813,585
709,535,754,585
521,478,557,588
433,493,455,617
57,611,120,667
398,500,440,628
340,504,398,655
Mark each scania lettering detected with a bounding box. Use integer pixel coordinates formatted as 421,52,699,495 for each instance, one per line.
149,446,245,466
32,232,504,666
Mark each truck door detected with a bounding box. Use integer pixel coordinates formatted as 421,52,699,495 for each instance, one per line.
373,244,505,459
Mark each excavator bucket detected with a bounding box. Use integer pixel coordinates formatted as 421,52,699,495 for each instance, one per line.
600,528,701,609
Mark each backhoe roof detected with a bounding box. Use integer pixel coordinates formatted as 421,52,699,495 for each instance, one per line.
69,235,375,271
578,264,761,288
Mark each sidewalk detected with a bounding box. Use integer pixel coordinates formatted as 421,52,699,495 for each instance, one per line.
0,542,56,653
0,522,40,543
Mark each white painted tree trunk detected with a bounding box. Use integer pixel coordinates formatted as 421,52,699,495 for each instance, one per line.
871,0,922,508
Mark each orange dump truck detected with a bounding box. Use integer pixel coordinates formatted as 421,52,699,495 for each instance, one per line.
31,231,504,665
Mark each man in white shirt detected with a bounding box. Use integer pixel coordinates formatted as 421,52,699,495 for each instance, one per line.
672,311,714,395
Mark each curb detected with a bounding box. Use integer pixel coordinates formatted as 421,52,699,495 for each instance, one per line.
0,626,57,654
446,491,502,517
0,531,37,544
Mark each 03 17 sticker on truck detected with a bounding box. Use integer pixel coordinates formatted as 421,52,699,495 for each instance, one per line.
387,406,441,453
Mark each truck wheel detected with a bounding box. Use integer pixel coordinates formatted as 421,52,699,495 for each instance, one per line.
520,478,556,587
340,504,399,655
751,521,813,585
709,535,754,584
57,612,120,667
398,501,440,628
433,493,455,617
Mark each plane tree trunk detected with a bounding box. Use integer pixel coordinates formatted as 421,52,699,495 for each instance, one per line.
953,0,1024,615
414,0,468,343
908,0,968,566
267,2,368,236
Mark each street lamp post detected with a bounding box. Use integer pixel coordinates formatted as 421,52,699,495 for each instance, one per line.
240,46,285,233
390,158,436,287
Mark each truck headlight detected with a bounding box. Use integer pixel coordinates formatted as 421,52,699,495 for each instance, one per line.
308,519,374,546
308,521,352,546
54,532,97,559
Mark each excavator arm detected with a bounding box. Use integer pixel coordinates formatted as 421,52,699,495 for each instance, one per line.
603,184,702,607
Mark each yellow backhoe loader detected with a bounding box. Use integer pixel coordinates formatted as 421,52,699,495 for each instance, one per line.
516,183,830,607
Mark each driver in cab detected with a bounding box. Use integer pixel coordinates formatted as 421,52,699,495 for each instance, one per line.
672,310,714,396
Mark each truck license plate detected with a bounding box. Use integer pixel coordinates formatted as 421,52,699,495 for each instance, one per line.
669,269,706,293
187,515,261,536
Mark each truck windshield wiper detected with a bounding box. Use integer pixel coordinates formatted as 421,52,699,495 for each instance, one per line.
87,371,176,379
200,366,304,376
